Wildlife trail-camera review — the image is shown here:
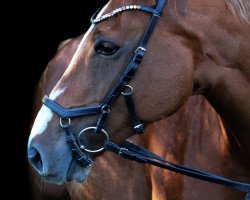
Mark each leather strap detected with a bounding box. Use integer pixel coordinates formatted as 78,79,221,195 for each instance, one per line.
95,105,110,133
43,96,102,118
123,93,144,134
138,14,160,49
104,140,250,197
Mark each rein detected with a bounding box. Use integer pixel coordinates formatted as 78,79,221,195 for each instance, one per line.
42,0,250,199
105,140,250,199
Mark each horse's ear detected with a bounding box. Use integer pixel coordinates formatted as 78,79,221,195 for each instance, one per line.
57,38,73,51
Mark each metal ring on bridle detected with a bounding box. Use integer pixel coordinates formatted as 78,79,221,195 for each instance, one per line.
122,85,134,95
77,127,109,153
60,118,71,128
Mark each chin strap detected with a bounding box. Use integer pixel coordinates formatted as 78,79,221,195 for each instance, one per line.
104,140,250,199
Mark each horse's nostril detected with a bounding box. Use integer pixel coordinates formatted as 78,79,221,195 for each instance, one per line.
28,147,43,173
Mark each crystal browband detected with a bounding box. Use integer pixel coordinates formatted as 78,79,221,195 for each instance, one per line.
91,5,142,24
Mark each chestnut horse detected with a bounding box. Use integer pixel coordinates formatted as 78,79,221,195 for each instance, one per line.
28,0,250,199
30,34,249,200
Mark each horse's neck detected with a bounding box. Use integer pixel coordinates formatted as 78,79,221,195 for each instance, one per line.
145,96,250,199
202,67,250,158
172,0,250,157
198,23,250,157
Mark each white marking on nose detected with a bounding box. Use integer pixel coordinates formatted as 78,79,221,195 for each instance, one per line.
28,88,66,147
49,88,65,100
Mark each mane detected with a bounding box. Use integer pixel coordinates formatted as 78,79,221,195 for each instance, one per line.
225,0,250,24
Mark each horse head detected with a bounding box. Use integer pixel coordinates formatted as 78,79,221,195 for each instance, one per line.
28,0,250,185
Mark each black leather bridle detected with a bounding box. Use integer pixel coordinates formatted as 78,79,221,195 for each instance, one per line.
43,0,166,164
42,0,250,199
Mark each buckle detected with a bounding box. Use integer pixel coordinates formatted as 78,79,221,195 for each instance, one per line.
135,46,146,54
133,47,146,64
60,118,71,128
134,124,144,134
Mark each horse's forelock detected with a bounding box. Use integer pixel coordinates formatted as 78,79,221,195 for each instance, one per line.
225,0,250,24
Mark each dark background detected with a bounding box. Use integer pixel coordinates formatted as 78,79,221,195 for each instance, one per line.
5,1,107,199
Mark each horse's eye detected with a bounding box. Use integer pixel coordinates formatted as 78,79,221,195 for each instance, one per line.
95,42,119,56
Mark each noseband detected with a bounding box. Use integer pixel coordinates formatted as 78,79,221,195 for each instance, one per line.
42,0,250,198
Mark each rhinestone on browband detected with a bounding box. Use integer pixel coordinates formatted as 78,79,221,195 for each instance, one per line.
91,5,141,24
